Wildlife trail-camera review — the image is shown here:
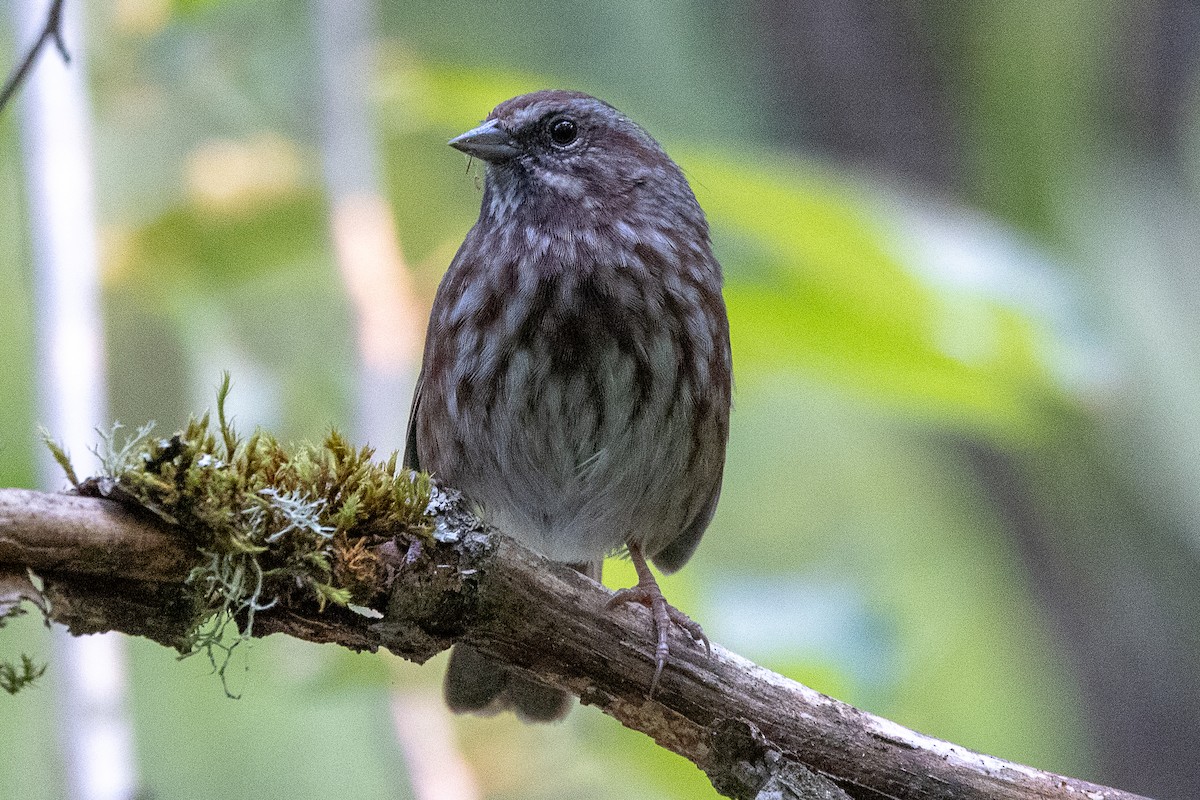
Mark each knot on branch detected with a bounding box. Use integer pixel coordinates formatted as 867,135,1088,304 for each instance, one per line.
374,527,498,663
709,719,849,800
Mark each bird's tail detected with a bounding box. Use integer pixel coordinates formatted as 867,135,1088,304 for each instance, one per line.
442,561,601,723
443,643,571,722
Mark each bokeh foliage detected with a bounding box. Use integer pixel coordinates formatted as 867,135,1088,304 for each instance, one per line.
5,1,1198,798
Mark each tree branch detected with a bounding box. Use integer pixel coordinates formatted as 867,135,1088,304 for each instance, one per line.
0,487,1150,800
0,0,70,116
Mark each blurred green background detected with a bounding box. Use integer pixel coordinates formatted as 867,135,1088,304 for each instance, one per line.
4,1,1200,798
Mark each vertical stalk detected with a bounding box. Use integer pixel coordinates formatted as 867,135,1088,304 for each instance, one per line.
312,0,421,453
11,2,138,798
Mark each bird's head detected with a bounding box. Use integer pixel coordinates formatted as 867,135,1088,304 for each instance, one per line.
449,90,699,229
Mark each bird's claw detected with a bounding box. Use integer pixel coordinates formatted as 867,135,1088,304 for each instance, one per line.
607,583,709,697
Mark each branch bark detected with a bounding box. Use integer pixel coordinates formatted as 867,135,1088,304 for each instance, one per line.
0,487,1151,800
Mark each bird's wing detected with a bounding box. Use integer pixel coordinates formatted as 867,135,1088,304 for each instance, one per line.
402,368,425,471
650,473,723,575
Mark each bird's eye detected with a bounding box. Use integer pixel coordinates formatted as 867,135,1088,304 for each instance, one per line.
549,117,578,146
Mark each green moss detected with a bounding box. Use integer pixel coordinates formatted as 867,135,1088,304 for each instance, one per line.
0,654,45,695
47,374,433,695
1,570,49,695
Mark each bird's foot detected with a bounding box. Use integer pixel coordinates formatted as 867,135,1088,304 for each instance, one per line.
606,544,710,696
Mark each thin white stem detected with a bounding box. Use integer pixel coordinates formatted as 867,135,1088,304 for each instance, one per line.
11,2,138,798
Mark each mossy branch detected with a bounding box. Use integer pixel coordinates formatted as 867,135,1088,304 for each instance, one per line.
36,375,435,694
0,492,1149,800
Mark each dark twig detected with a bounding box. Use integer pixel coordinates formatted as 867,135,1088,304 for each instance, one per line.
0,0,70,116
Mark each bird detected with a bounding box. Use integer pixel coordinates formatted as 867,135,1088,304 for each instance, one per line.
404,89,731,721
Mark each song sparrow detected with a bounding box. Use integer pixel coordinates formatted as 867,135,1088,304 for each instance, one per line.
404,90,731,721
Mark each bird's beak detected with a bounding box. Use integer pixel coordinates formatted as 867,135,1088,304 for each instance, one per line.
448,119,521,162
